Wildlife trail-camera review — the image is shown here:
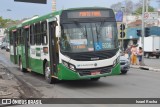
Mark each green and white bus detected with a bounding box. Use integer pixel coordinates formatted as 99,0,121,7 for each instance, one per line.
8,7,120,83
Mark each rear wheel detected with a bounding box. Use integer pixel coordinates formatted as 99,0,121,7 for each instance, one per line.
145,53,150,58
44,62,56,84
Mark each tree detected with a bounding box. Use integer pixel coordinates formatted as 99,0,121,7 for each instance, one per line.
125,0,134,15
0,16,20,28
0,17,7,27
110,0,134,14
110,2,123,12
134,6,155,15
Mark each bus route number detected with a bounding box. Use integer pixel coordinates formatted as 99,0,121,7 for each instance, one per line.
102,43,111,49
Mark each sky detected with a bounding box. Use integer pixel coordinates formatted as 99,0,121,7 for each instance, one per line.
0,0,159,20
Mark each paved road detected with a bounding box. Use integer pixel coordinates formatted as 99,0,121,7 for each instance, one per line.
1,49,160,107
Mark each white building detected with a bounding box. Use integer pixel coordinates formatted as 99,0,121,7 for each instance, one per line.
0,28,6,42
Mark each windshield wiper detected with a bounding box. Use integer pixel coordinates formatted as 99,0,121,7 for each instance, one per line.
95,25,100,42
98,20,105,33
74,21,87,38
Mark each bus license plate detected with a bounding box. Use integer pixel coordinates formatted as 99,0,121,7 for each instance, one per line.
91,71,100,75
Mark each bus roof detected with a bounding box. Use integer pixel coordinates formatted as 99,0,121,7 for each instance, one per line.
22,10,62,26
8,7,112,30
65,7,111,11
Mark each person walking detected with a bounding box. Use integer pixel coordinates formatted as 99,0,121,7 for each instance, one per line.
137,47,143,65
125,45,132,61
131,45,138,65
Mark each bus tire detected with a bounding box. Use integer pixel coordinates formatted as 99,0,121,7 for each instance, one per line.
44,62,54,84
19,58,26,72
91,77,100,81
156,55,159,59
145,53,150,58
121,70,128,74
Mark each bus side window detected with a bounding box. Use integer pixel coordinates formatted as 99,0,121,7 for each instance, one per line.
41,21,47,45
30,25,34,45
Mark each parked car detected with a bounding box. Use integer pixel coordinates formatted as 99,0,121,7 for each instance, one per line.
1,41,7,49
0,42,2,48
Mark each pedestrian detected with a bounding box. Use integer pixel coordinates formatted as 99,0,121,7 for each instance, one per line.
125,45,132,61
131,45,138,65
137,47,143,66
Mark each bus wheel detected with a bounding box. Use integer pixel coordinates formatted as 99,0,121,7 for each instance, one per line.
91,77,100,81
121,70,128,74
44,63,54,84
19,59,26,72
145,53,150,58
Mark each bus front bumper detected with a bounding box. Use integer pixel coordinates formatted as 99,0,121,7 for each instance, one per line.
57,63,121,80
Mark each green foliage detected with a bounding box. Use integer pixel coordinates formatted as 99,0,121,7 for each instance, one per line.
0,16,18,28
134,6,155,15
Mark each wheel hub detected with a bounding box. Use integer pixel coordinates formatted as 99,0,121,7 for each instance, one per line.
45,67,50,79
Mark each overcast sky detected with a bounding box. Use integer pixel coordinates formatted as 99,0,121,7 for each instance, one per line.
0,0,158,20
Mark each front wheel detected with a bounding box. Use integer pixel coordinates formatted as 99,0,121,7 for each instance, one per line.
91,77,100,81
44,62,57,84
19,58,26,72
121,70,128,74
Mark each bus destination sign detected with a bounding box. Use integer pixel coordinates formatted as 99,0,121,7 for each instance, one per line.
67,10,113,18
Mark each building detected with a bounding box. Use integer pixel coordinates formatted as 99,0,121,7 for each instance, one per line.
0,28,6,42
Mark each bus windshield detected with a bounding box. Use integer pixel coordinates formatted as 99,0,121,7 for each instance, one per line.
60,21,118,53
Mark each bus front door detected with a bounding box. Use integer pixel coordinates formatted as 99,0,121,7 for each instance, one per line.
48,21,57,76
23,28,30,69
13,31,17,64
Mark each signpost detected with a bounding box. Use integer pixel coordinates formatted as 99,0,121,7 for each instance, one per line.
144,12,158,21
119,23,126,51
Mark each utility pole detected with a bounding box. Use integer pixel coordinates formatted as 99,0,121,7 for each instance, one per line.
146,0,148,12
141,0,145,65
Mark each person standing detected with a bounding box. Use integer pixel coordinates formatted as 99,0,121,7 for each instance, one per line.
131,45,138,65
137,47,143,65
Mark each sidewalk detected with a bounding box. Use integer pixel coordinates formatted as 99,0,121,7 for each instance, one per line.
130,57,160,72
123,53,160,72
130,65,160,72
0,63,21,98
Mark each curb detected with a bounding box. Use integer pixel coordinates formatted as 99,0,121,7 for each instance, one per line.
130,65,160,72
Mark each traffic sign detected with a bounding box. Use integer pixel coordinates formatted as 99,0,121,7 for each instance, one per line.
144,12,158,20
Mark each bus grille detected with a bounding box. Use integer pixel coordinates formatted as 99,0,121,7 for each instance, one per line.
76,66,112,76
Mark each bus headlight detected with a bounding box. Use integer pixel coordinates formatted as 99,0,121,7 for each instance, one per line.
69,64,75,71
113,59,117,66
62,60,76,71
62,60,69,68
